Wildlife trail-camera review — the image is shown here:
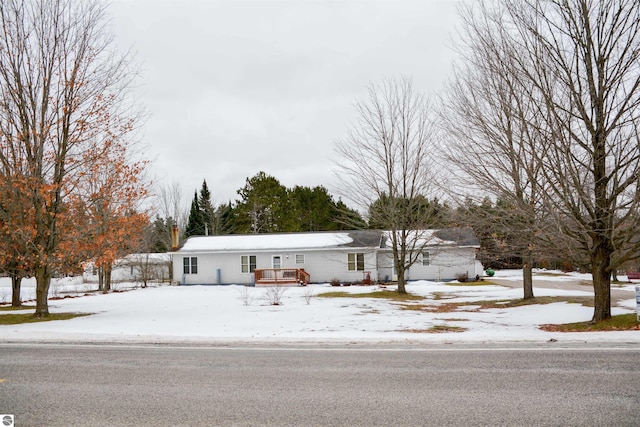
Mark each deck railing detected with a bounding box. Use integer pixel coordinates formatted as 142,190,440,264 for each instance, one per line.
254,268,310,285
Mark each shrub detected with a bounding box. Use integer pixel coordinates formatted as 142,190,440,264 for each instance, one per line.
302,287,314,305
455,272,468,283
238,286,253,306
330,278,341,287
263,285,287,305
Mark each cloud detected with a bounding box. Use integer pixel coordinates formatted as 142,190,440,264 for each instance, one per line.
109,0,459,204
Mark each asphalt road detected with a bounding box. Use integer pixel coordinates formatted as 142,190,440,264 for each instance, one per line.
1,342,639,426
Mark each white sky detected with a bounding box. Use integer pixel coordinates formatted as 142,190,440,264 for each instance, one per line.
107,0,461,207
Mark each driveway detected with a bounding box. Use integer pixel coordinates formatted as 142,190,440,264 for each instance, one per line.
489,275,636,306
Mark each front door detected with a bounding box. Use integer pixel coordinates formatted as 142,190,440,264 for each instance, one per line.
272,255,282,269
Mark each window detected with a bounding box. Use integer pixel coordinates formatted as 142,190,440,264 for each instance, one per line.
295,254,305,264
422,252,430,266
241,255,257,273
183,257,198,274
347,253,365,271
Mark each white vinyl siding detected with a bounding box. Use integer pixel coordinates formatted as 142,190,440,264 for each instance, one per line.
173,248,478,285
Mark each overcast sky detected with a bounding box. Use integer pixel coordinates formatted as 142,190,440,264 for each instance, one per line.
108,0,461,208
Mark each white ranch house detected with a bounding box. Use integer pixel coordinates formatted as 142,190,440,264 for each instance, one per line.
170,228,484,286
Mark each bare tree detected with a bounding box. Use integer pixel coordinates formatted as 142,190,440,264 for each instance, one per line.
159,181,186,227
156,180,187,248
0,0,141,317
440,1,549,299
334,77,438,294
457,0,640,321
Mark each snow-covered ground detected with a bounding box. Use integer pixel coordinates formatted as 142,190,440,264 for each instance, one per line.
0,270,638,344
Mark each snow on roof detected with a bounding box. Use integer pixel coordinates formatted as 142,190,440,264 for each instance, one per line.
83,253,171,267
122,253,171,263
176,229,478,253
382,230,440,248
178,232,356,252
382,228,480,248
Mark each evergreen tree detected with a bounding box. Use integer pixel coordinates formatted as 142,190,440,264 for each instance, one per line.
334,199,367,230
214,202,236,234
289,185,332,231
226,172,367,233
367,195,452,230
184,191,203,237
289,185,365,231
198,180,215,235
150,215,170,252
235,172,289,233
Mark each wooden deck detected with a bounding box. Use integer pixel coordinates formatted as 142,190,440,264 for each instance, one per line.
254,268,310,286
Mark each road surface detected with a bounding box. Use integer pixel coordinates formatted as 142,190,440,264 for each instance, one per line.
1,342,639,426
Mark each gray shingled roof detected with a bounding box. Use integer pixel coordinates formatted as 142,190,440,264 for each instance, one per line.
342,230,384,248
432,228,480,247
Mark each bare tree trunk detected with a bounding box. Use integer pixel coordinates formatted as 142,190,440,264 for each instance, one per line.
397,263,407,294
591,238,612,322
141,260,149,288
522,263,534,300
522,250,534,299
105,264,112,292
34,266,51,318
98,267,104,292
11,274,22,307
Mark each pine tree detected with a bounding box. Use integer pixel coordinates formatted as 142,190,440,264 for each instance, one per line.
235,172,288,233
215,202,236,234
199,180,215,235
149,215,171,252
185,191,203,237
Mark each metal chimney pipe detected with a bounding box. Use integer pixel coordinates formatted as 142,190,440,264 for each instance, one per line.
171,225,180,251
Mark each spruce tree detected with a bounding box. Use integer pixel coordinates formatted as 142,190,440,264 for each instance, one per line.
215,202,236,234
199,180,215,235
185,191,203,237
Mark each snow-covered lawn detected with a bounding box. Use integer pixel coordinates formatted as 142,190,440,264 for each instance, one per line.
0,271,638,344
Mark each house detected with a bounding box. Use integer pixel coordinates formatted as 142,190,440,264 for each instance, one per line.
84,253,172,284
170,228,483,286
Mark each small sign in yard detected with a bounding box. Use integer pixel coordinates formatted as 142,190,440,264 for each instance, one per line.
636,285,640,321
